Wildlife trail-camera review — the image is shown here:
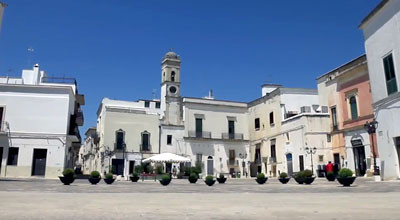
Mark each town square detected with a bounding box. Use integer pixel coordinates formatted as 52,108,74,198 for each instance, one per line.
1,0,400,219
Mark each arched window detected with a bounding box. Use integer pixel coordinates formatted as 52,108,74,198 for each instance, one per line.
115,129,125,150
349,96,358,120
171,71,176,82
141,131,151,151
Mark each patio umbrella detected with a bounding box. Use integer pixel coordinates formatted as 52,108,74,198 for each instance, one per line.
142,153,190,163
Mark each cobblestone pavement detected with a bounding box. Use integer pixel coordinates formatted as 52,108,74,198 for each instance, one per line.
1,177,400,219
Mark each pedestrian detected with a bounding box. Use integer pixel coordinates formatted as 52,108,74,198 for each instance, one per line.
172,165,177,178
325,161,334,174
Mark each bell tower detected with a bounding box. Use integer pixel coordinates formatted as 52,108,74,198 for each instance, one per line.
160,51,182,125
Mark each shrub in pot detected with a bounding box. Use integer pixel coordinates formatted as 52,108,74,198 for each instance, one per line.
205,175,216,186
255,173,268,184
278,172,290,184
159,174,172,186
303,169,315,185
104,173,115,185
337,168,356,187
59,168,75,185
188,173,198,184
217,174,227,184
130,172,140,182
155,165,164,175
326,171,335,181
88,171,101,185
294,171,305,184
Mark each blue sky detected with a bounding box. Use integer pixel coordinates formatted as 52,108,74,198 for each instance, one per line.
0,0,380,135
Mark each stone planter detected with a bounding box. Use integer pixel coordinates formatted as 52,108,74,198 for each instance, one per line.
337,176,356,187
303,177,316,185
130,176,140,182
217,177,227,184
188,177,198,184
88,177,101,185
104,178,115,185
294,176,304,184
205,179,216,186
326,174,336,182
159,178,171,186
278,177,290,184
255,177,268,184
59,176,75,185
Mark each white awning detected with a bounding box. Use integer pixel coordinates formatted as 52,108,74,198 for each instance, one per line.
142,153,191,163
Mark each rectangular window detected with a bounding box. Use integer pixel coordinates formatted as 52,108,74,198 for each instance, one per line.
383,54,398,95
255,144,261,164
349,96,358,120
331,107,338,131
167,135,172,145
144,101,150,108
7,147,19,166
254,118,260,130
327,134,331,143
155,102,160,109
270,139,276,161
318,155,324,163
228,120,235,139
195,118,203,138
141,133,150,151
269,112,274,125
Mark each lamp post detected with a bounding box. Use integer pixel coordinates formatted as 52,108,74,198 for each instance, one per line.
305,147,317,174
364,120,380,175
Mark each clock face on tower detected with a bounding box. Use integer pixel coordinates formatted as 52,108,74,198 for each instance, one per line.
169,86,177,94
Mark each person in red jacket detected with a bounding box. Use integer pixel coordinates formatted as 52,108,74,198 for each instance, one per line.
326,161,334,173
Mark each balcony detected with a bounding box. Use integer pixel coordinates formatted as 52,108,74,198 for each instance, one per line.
269,157,277,164
188,131,211,139
140,144,152,153
114,143,126,152
75,109,84,126
0,121,9,133
221,133,244,140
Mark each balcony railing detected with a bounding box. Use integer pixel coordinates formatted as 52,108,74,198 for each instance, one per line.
269,157,277,164
140,144,152,152
222,133,244,140
0,121,9,133
114,143,126,151
255,157,262,165
188,131,211,139
41,76,77,85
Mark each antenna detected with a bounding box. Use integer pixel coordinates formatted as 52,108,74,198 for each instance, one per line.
27,47,34,68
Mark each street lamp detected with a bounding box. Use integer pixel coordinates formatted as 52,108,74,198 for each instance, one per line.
305,147,317,174
364,120,380,175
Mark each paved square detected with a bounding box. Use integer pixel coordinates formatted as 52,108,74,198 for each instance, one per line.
1,177,400,219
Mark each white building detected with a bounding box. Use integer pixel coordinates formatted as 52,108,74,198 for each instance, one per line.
0,64,85,178
360,0,400,180
78,127,99,175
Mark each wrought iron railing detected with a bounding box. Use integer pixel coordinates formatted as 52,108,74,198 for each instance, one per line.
188,131,211,139
41,76,77,85
222,133,244,140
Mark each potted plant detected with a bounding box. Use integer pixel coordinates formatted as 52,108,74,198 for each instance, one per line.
104,173,115,185
303,169,315,185
255,173,268,184
294,171,305,184
205,175,216,186
326,171,335,181
130,172,140,182
278,172,290,184
159,174,171,186
337,168,356,187
188,173,198,184
59,168,75,185
217,174,227,184
88,171,101,185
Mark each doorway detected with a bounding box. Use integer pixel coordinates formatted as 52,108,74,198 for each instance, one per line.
112,159,124,176
333,153,340,175
353,146,366,176
207,156,213,175
129,161,135,175
0,147,3,174
395,137,400,174
31,149,47,176
286,153,293,176
299,155,304,171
